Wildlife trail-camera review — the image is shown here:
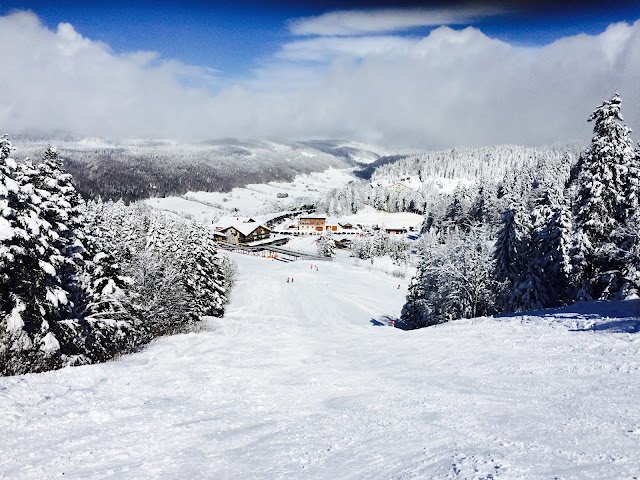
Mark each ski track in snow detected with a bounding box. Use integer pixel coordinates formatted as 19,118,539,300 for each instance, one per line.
1,254,640,479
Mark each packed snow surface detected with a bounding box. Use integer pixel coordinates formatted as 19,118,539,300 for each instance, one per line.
1,254,640,479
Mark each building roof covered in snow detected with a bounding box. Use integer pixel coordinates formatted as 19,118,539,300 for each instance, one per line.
219,222,269,237
213,215,256,230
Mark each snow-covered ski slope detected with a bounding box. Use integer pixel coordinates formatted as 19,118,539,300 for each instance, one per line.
1,254,640,479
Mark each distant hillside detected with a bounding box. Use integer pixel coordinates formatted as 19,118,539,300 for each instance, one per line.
299,140,383,165
371,144,585,183
320,143,586,216
12,138,381,202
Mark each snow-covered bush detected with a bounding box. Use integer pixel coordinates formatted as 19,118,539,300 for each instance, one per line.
351,232,409,264
218,253,238,298
317,231,336,258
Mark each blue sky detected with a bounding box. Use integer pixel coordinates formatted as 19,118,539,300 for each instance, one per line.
1,2,640,147
3,1,639,79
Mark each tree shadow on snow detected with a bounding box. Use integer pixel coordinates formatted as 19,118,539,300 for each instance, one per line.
370,315,412,330
571,319,640,333
499,299,640,334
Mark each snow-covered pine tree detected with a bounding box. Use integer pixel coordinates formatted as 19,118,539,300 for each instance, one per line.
217,253,238,299
401,255,437,329
21,148,91,363
614,143,640,296
573,92,635,299
317,230,336,258
388,238,410,265
351,235,372,259
443,188,473,233
126,248,190,338
492,203,531,311
468,183,500,228
610,211,640,298
78,200,138,362
370,232,387,258
31,147,88,314
623,143,640,216
177,221,227,318
401,229,496,329
602,141,639,298
522,190,573,309
0,136,67,374
145,214,170,255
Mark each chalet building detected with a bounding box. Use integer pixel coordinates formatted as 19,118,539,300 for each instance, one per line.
213,215,271,244
298,215,342,233
299,215,326,232
384,226,408,235
219,223,271,245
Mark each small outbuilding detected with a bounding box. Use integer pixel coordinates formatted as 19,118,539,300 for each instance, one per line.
384,226,408,235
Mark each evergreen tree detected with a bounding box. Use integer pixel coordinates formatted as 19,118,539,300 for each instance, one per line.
0,136,66,373
352,236,372,260
623,143,640,215
493,204,531,311
177,222,227,318
523,190,573,309
401,230,496,329
469,184,499,227
573,92,635,299
32,147,88,314
388,238,410,265
615,143,640,296
370,232,387,258
610,211,640,298
317,230,336,258
401,256,438,329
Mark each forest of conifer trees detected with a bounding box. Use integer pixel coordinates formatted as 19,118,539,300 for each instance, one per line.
401,92,640,329
0,137,233,375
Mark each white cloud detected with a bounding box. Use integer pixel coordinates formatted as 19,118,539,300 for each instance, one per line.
278,36,415,62
277,27,510,62
1,10,640,150
0,11,220,140
288,6,509,36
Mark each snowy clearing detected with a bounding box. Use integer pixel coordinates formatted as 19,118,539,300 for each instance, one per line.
144,168,358,223
1,254,639,479
336,205,424,229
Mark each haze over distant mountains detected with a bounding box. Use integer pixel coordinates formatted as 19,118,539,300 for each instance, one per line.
11,136,388,202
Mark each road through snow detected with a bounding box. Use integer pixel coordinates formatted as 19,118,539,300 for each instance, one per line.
1,253,640,479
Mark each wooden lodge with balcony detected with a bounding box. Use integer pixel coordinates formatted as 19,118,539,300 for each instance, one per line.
218,223,271,245
213,215,271,245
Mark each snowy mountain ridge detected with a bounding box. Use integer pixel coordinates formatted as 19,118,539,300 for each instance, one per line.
10,137,390,203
